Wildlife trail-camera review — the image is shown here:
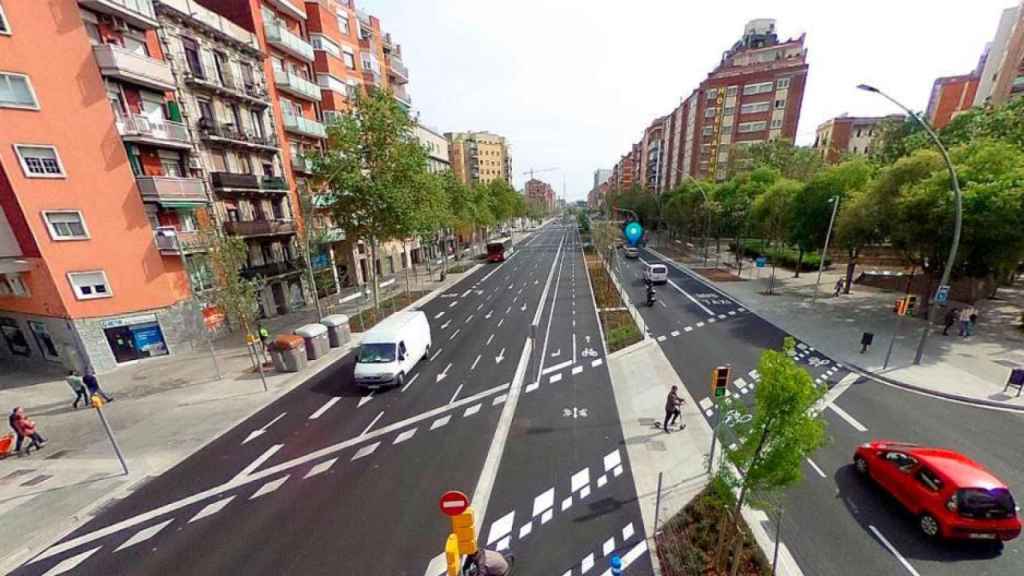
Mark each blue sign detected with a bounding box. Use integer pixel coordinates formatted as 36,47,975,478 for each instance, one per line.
755,256,767,268
935,284,950,304
624,222,644,246
311,253,330,270
131,322,168,356
610,555,622,575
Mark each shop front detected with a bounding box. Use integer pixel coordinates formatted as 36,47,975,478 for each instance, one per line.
102,313,170,364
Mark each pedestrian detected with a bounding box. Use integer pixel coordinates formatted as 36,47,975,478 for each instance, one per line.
967,307,978,337
11,407,46,454
66,370,89,409
943,307,959,336
8,408,23,454
258,323,270,350
833,278,844,297
958,307,972,337
83,371,113,403
663,385,685,433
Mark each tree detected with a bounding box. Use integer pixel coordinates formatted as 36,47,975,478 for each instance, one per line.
833,188,883,294
718,337,827,576
868,115,929,165
733,140,824,182
940,97,1024,150
752,178,801,293
310,88,431,309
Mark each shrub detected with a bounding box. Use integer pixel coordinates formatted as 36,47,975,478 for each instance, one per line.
731,239,829,272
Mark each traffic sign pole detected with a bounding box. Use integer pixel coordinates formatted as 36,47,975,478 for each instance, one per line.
92,395,128,475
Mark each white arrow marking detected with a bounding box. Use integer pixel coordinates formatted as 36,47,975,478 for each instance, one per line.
356,394,373,409
243,412,286,444
495,348,506,364
436,362,452,383
551,349,561,358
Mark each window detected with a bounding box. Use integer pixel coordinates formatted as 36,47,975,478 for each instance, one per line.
742,81,773,96
213,52,229,86
882,451,918,472
68,271,112,300
0,275,29,298
343,51,356,70
737,121,767,133
14,145,65,177
726,86,737,97
740,101,770,114
706,88,718,100
704,107,717,118
774,99,786,110
0,72,38,109
770,118,783,129
776,77,791,90
182,38,204,78
251,110,264,138
179,210,198,232
337,11,350,35
723,106,734,116
0,2,10,35
240,62,255,87
197,99,214,126
310,34,341,59
43,211,89,240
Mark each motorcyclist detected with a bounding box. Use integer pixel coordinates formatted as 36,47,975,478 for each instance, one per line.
464,548,513,575
645,279,656,306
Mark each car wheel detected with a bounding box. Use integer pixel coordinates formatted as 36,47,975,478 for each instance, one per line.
920,514,941,538
854,456,869,476
395,372,405,389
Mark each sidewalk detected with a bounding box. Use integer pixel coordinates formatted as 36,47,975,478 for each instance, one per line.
0,263,480,573
647,243,1024,410
607,339,802,576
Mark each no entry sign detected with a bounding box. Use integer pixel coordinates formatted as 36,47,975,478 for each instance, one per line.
439,490,469,516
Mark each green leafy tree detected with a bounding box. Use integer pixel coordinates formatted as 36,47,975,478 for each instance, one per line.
310,88,431,309
733,140,824,182
940,97,1024,150
833,188,884,294
752,178,801,293
869,115,929,165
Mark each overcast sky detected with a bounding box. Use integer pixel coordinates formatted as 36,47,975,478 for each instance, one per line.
360,0,1014,201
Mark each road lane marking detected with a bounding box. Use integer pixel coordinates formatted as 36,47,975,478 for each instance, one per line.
351,442,380,461
498,319,504,328
525,383,538,393
434,312,445,319
666,278,714,315
400,373,419,392
449,301,457,308
550,373,563,383
487,511,515,545
621,540,649,569
806,458,827,479
430,415,451,430
604,449,621,472
448,384,464,404
533,488,554,517
602,537,615,557
471,354,481,371
115,519,174,551
696,322,705,327
561,496,572,512
361,411,384,436
464,403,481,416
235,444,283,480
39,546,102,576
541,360,572,375
393,429,417,444
581,553,594,573
684,326,693,332
869,525,921,576
828,403,868,432
657,335,667,342
465,314,474,323
592,358,603,367
486,333,495,345
243,412,287,445
572,366,583,375
670,330,680,337
571,467,590,492
355,393,373,409
312,396,343,417
188,496,235,523
622,522,635,541
250,475,289,499
303,457,339,479
449,329,460,340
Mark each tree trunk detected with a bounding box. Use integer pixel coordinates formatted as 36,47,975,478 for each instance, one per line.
727,419,774,576
369,237,381,310
844,248,857,295
794,248,803,278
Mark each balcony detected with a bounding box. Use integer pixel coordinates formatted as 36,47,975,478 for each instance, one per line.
78,0,157,29
264,0,306,22
389,57,409,83
273,68,322,102
291,155,313,174
210,172,288,194
393,87,412,107
116,114,192,149
282,114,327,139
93,44,175,91
199,120,279,151
241,259,302,280
136,176,209,205
183,69,270,107
263,20,314,63
223,220,296,237
154,227,204,255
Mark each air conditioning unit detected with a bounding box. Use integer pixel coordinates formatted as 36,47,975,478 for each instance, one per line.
188,157,202,170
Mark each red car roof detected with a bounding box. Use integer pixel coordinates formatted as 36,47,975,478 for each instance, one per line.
907,447,1006,490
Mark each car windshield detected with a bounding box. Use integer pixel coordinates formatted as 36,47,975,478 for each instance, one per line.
358,343,396,364
957,488,1017,519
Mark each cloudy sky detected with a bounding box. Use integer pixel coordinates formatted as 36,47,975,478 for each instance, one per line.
360,0,1014,201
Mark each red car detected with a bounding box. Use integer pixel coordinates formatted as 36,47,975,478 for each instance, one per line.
854,441,1021,541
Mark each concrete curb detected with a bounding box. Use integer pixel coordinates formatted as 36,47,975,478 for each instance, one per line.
645,247,1024,413
607,336,655,360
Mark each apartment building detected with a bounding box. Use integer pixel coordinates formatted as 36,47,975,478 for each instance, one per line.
610,148,639,194
813,114,903,163
447,131,512,186
415,125,451,174
0,0,202,372
640,116,667,193
524,178,555,212
986,1,1024,106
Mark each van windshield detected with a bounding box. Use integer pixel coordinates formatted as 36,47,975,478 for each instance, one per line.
358,343,396,364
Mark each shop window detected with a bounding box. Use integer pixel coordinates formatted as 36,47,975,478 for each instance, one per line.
0,318,30,356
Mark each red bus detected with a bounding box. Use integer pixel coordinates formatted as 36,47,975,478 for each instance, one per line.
486,237,513,262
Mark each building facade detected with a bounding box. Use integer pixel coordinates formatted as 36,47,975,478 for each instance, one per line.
415,125,451,174
592,169,611,189
988,0,1024,105
446,131,511,186
813,114,903,163
524,178,555,213
926,74,981,129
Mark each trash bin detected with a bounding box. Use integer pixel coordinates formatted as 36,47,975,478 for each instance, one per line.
320,314,351,349
269,335,307,372
295,324,329,361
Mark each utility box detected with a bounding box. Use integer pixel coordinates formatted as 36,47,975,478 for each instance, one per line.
295,324,329,360
320,314,351,349
269,335,307,372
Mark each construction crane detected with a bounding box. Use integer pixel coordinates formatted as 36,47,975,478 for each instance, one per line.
521,167,559,180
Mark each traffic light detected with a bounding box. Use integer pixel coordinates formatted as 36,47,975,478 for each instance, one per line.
905,295,917,315
445,534,460,576
712,366,730,398
894,298,909,316
452,508,477,555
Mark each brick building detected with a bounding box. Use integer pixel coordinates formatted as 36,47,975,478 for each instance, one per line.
524,178,555,213
813,114,903,163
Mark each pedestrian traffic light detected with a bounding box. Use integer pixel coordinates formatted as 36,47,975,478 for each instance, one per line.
452,508,477,555
712,366,730,398
906,295,917,315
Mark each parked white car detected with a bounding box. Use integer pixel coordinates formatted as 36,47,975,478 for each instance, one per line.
354,311,431,389
643,263,668,285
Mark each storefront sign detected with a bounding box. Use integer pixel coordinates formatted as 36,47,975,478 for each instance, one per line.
101,313,158,329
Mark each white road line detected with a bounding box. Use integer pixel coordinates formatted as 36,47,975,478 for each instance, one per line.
550,373,563,383
235,444,283,480
115,518,174,552
497,319,504,328
542,360,573,375
449,329,460,340
622,522,635,541
477,303,484,311
561,496,572,512
464,403,481,416
581,553,595,573
621,540,649,569
401,373,420,392
572,366,583,375
533,488,555,517
471,354,481,371
393,428,417,444
828,403,868,432
351,442,380,461
670,330,680,337
188,496,235,523
449,301,458,308
592,359,603,368
465,314,474,323
869,525,922,576
434,311,444,319
657,335,667,342
602,537,615,557
430,415,451,430
250,475,289,499
524,382,539,393
571,467,590,492
304,457,339,479
684,326,693,332
505,306,512,314
313,396,343,417
492,394,507,405
449,384,463,404
39,546,102,576
604,449,621,472
806,458,827,479
696,322,705,327
361,411,384,436
430,347,443,361
519,522,533,538
487,511,516,545
461,289,472,298
666,278,715,315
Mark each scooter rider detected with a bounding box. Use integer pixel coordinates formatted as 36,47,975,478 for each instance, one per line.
464,549,513,575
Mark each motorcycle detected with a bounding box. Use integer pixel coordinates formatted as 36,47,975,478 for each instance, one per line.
646,287,656,307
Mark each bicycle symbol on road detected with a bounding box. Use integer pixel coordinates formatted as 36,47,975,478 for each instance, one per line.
694,293,730,306
807,357,830,368
722,409,753,427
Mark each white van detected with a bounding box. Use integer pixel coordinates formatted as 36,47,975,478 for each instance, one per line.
643,263,668,285
353,310,432,389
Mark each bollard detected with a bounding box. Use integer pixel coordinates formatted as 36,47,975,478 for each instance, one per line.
610,554,623,575
92,395,128,475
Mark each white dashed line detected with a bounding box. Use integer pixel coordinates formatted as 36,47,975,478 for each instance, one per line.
250,475,289,499
829,403,868,432
393,429,417,445
188,496,235,523
430,415,451,430
312,396,342,418
39,546,102,576
571,467,590,492
350,442,381,461
304,457,339,479
487,511,515,545
533,488,555,517
361,411,384,436
115,519,174,552
806,458,827,479
684,326,693,332
572,366,583,375
869,525,922,576
463,403,481,417
550,373,563,384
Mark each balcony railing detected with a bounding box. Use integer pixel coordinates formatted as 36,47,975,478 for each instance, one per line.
389,57,409,83
93,44,175,91
136,176,209,204
282,114,327,139
210,172,288,193
240,259,302,279
117,114,191,148
263,20,314,62
393,88,412,107
273,68,322,102
78,0,157,29
154,227,203,254
291,156,313,174
223,220,296,237
199,120,278,149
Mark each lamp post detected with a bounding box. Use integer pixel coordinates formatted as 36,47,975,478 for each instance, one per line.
669,170,712,265
812,196,840,302
857,84,962,365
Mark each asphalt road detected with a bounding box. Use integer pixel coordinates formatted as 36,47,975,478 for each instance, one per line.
616,247,1024,576
14,223,651,576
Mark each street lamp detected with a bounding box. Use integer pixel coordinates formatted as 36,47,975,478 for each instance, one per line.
857,83,963,365
669,170,712,266
811,196,840,302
